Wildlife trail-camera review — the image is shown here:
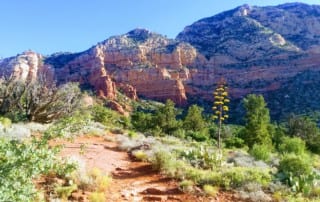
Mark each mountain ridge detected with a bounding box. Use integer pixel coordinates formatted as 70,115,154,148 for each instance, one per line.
1,2,320,120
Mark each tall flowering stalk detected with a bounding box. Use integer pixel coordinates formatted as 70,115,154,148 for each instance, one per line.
212,81,230,153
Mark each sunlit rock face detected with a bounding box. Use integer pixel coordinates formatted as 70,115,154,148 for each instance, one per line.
2,3,320,119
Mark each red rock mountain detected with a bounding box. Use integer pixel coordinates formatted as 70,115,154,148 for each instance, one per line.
1,3,320,119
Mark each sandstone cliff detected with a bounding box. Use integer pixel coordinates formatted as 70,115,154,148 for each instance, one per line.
1,3,320,120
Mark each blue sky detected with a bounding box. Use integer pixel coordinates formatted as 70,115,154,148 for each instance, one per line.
1,0,319,57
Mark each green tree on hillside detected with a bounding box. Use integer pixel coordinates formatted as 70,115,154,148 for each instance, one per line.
183,105,206,132
242,94,272,148
287,115,320,154
153,99,180,135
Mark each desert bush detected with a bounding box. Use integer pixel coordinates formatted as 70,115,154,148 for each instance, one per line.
220,167,271,188
132,150,148,161
179,145,218,169
44,112,92,139
172,128,186,139
92,104,126,128
0,136,76,202
287,115,320,154
131,111,154,132
72,166,111,192
278,154,312,177
278,137,306,155
54,184,77,200
224,136,245,148
88,191,106,202
227,151,269,168
0,77,82,123
0,117,11,128
186,130,209,142
249,144,271,162
0,124,31,140
179,180,194,192
238,190,272,202
203,185,219,197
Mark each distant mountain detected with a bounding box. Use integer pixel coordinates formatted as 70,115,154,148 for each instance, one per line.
1,3,320,120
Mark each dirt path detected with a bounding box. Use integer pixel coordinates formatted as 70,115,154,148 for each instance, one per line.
53,134,238,202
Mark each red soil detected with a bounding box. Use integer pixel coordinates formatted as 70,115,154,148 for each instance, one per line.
52,134,241,202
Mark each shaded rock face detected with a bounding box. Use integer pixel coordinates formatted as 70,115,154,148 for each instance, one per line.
1,3,320,119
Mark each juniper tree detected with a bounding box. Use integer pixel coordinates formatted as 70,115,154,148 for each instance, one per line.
242,94,272,148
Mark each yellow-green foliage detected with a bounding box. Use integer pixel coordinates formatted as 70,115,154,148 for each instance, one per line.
55,184,77,200
88,191,106,202
0,117,11,128
89,168,111,192
72,167,111,192
96,175,111,192
179,180,194,192
212,81,229,122
133,150,148,161
311,186,320,197
203,185,219,197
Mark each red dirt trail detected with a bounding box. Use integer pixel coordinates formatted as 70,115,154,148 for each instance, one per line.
53,134,240,202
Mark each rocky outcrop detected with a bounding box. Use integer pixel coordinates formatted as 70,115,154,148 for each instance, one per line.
0,51,44,82
1,3,320,119
50,29,196,105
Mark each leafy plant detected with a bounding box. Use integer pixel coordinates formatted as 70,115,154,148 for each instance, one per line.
55,184,77,200
278,137,306,155
249,144,271,161
203,184,219,197
278,154,312,177
179,180,194,192
0,136,76,201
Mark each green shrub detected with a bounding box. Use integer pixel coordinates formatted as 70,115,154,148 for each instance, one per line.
249,144,271,161
179,180,194,192
203,185,219,197
279,154,312,177
220,167,271,188
55,184,77,200
183,105,206,132
179,145,219,169
92,105,125,127
278,137,306,155
132,150,148,161
196,167,271,189
131,111,154,132
172,128,186,139
0,137,76,201
224,136,245,148
44,112,90,139
186,131,208,142
128,130,137,139
0,117,11,128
